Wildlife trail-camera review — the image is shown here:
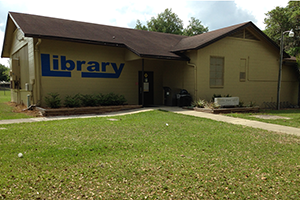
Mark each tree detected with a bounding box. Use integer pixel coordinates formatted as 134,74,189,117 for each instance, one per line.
0,64,9,82
183,17,209,36
135,8,208,36
135,19,148,31
264,1,300,57
147,8,184,35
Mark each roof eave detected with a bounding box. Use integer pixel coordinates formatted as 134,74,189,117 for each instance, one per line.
26,34,187,61
171,22,253,53
171,22,291,58
139,53,189,61
25,34,127,48
1,13,18,58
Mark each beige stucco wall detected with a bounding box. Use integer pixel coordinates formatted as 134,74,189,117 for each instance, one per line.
39,40,133,106
10,29,33,105
38,39,185,106
162,60,195,102
187,33,298,107
9,35,192,107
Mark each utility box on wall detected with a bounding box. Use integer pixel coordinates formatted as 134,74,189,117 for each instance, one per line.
25,83,32,91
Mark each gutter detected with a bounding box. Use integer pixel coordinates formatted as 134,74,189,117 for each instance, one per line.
187,60,198,101
34,38,42,106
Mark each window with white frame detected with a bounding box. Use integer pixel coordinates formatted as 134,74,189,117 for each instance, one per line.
210,56,224,87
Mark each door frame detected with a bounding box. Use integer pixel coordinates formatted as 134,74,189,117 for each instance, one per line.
138,71,154,106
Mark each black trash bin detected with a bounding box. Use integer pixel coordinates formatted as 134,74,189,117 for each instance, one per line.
177,89,192,107
163,87,172,106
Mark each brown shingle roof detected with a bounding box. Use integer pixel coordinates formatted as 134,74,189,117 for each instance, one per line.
8,12,188,60
171,20,288,58
171,22,249,52
2,12,286,60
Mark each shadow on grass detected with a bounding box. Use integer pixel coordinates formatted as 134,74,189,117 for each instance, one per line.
261,109,300,114
158,109,169,112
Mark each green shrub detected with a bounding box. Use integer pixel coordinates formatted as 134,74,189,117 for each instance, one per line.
204,102,220,109
45,92,127,108
117,94,127,105
192,99,206,108
212,102,220,109
80,94,98,107
64,94,81,108
97,93,127,106
249,101,256,107
192,99,221,109
107,93,126,105
44,93,61,108
96,93,105,105
238,101,244,107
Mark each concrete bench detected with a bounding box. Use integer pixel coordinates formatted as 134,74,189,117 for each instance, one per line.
214,97,239,107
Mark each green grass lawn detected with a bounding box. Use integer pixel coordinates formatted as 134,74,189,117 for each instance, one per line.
226,109,300,128
0,110,299,199
0,90,34,120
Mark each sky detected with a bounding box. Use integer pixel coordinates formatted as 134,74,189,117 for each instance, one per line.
0,0,290,66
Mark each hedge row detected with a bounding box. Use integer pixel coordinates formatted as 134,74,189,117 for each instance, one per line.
44,92,127,108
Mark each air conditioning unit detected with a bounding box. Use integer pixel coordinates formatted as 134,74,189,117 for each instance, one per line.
25,83,32,91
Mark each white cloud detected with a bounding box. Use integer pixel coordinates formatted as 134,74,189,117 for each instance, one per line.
234,0,290,29
0,0,291,65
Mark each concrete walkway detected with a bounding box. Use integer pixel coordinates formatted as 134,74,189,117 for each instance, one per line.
0,107,155,125
1,106,300,137
159,106,300,137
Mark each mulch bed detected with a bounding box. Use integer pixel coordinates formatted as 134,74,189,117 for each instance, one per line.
36,105,142,117
192,106,260,114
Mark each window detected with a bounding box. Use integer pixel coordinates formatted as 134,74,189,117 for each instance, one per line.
239,58,246,81
210,57,224,87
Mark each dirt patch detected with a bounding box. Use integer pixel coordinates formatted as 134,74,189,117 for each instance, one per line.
36,105,142,116
6,102,42,117
193,106,260,114
253,115,290,120
5,103,142,117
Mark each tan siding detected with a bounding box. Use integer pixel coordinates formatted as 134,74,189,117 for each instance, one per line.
191,36,298,106
142,60,164,105
27,38,35,81
183,65,196,99
162,60,195,101
13,45,29,89
125,50,140,61
9,29,33,104
10,29,28,55
11,44,31,104
39,40,171,106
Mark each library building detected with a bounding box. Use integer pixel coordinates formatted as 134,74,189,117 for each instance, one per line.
1,12,298,108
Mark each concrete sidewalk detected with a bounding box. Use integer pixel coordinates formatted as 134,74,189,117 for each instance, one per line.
0,107,155,125
0,106,300,137
159,106,300,137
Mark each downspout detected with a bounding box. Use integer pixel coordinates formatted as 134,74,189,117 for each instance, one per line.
142,59,144,107
298,77,300,107
34,38,42,106
187,61,197,101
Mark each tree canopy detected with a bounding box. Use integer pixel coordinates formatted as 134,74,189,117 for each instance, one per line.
135,8,208,36
264,1,300,57
0,64,9,82
183,17,209,36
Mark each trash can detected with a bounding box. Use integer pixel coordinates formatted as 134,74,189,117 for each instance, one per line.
163,87,172,106
177,89,192,107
